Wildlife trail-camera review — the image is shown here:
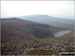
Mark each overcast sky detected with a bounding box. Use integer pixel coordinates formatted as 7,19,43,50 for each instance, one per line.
1,1,74,19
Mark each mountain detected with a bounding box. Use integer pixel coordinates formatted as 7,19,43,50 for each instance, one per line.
1,18,74,55
19,15,74,29
1,18,63,41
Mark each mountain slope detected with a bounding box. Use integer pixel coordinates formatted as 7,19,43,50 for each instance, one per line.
20,15,74,29
1,18,62,41
1,18,74,55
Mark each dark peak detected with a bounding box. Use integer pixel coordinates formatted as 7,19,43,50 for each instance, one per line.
1,17,19,20
23,14,51,17
33,14,49,16
1,18,25,22
8,17,19,19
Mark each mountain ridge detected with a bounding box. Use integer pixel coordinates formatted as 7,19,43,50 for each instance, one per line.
1,18,61,41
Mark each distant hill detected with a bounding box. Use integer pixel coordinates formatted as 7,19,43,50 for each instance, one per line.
1,18,63,41
19,15,74,29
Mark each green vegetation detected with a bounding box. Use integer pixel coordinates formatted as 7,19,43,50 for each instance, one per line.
27,49,54,55
1,41,8,44
47,22,74,30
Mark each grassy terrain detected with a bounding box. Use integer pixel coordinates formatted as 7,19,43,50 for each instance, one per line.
44,22,74,30
1,41,8,44
27,49,54,55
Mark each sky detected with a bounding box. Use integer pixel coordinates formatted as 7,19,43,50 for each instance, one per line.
1,1,74,19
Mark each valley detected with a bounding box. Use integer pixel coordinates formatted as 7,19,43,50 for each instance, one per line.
0,17,74,55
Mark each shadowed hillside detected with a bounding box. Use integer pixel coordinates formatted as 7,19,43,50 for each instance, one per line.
1,18,62,41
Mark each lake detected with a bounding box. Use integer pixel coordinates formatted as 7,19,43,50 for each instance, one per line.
54,30,71,37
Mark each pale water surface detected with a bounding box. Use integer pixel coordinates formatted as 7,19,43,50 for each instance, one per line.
54,30,71,37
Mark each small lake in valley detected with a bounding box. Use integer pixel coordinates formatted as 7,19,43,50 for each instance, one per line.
54,30,71,37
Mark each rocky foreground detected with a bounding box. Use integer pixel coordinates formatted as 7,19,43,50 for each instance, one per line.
1,32,74,55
